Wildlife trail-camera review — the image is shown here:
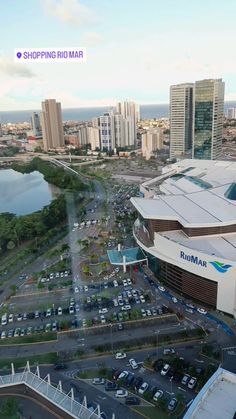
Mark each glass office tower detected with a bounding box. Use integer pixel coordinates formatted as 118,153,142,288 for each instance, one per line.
193,79,225,160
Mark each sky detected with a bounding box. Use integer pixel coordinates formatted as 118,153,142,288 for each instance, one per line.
0,0,236,111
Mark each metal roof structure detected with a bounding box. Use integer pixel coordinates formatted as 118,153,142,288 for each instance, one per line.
0,362,111,419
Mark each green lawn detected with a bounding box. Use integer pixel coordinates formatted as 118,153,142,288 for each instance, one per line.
0,352,58,370
133,402,186,419
0,332,57,345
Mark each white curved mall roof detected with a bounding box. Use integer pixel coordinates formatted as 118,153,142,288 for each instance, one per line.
131,159,236,228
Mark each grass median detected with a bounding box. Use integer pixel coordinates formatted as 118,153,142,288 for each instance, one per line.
0,332,57,345
0,352,58,370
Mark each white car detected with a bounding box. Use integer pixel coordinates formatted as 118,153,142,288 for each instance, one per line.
118,371,129,380
74,287,79,294
100,315,106,324
1,331,6,339
141,309,146,317
188,377,197,389
146,309,152,316
113,299,118,307
8,314,13,323
138,382,149,395
158,286,166,292
115,352,126,360
129,358,138,370
161,364,170,376
197,308,207,315
123,280,128,287
84,285,89,292
153,389,164,401
127,278,132,286
99,308,108,314
115,389,128,398
75,304,80,312
46,309,51,317
49,273,54,279
57,307,62,316
140,295,145,303
172,297,178,303
113,280,118,288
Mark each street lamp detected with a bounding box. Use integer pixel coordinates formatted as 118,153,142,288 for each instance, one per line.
155,330,160,358
109,323,114,354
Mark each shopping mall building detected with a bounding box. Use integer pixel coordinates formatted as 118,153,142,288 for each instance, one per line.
131,159,236,317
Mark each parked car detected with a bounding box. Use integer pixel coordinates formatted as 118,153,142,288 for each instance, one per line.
163,348,176,355
168,398,178,411
185,308,194,314
8,314,13,323
188,377,197,389
158,286,166,292
172,297,178,303
113,280,118,287
99,308,108,314
161,364,170,376
46,308,51,317
125,396,140,405
153,389,164,401
118,371,129,380
129,358,138,370
92,377,105,385
69,306,75,314
181,373,191,385
115,389,128,398
105,381,119,391
57,307,62,316
197,308,207,315
138,382,149,395
17,314,23,322
115,352,127,360
140,295,145,303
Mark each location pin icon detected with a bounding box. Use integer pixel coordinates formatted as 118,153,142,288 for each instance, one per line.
17,52,22,59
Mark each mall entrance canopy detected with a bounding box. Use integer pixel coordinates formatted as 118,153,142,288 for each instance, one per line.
107,247,147,272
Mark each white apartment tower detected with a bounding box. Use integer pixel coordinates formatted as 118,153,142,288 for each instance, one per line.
116,101,139,146
170,83,194,159
41,99,64,151
99,112,115,151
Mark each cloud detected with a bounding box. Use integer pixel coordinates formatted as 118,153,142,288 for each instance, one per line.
0,57,35,78
82,32,104,46
42,0,98,27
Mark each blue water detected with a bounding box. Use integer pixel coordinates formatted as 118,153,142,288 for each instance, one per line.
1,102,235,124
0,169,59,215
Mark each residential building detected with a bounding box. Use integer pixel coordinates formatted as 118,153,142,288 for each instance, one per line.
193,79,225,160
170,83,193,159
31,112,41,137
227,107,236,119
142,128,163,159
41,99,64,151
99,112,115,151
116,101,139,146
87,126,100,150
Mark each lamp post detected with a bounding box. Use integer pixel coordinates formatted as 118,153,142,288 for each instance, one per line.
155,330,160,358
110,323,113,354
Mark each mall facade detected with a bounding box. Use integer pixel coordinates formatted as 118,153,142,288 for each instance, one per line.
131,159,236,317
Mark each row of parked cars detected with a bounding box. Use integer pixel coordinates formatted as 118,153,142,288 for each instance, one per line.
0,321,58,338
40,270,71,283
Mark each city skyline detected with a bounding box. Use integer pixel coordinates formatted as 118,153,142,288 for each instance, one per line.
1,0,236,111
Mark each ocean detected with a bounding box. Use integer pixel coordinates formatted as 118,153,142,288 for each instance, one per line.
0,102,236,124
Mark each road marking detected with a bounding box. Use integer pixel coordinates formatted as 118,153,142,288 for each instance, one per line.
177,386,186,392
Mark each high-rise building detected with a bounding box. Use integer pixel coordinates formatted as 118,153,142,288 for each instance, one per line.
41,99,64,151
0,123,2,137
142,128,163,160
31,112,41,137
87,127,100,150
114,113,125,148
99,112,115,151
227,108,236,119
170,83,194,159
193,79,225,160
116,101,139,146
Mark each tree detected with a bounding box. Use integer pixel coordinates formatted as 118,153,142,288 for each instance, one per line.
61,243,70,253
